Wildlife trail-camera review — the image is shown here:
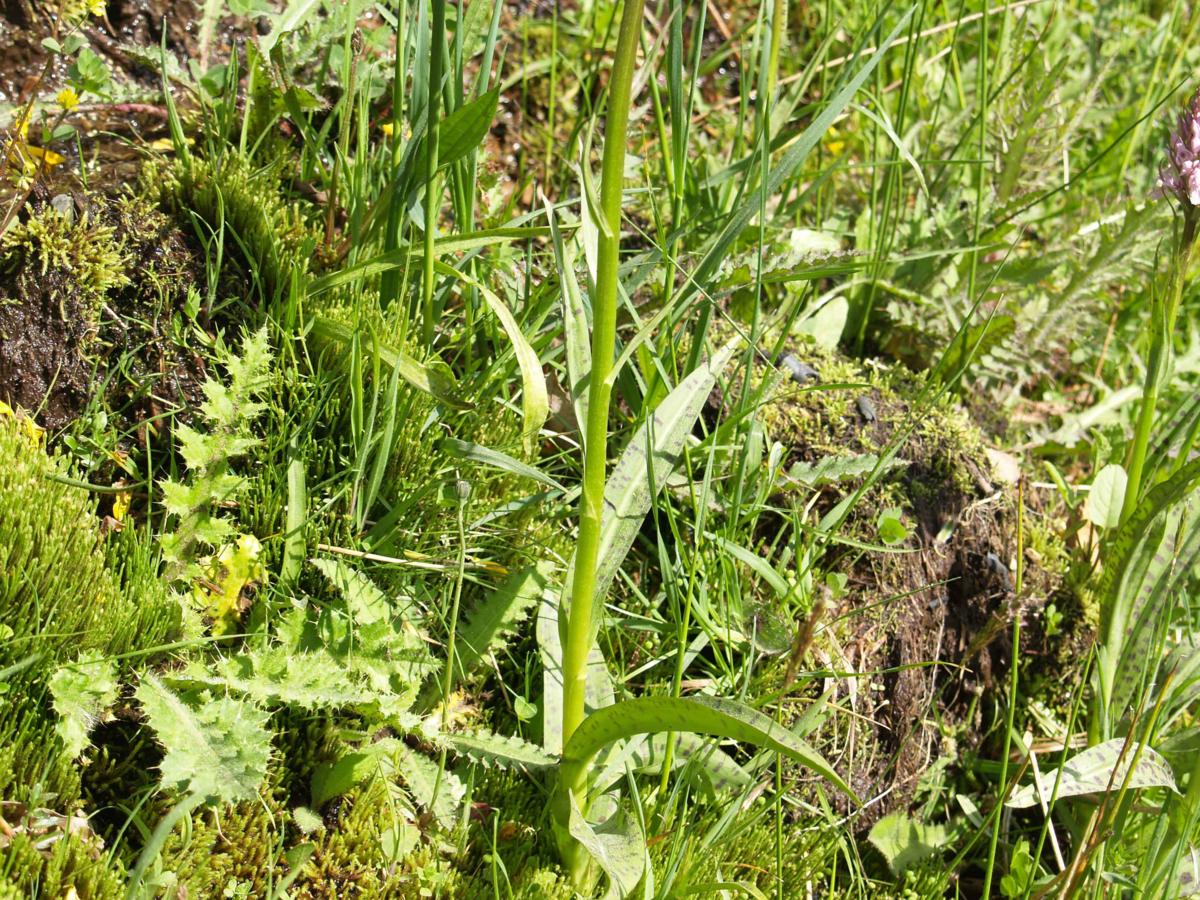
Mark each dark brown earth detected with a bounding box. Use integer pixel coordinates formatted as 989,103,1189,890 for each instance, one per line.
712,342,1076,831
0,192,210,431
0,0,272,434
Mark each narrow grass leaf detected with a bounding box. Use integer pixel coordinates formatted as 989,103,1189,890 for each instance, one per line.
439,437,564,490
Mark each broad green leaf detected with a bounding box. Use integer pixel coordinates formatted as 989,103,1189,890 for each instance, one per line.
876,508,909,546
443,729,556,770
49,652,118,758
435,262,548,450
1006,739,1178,809
792,296,849,350
136,674,271,804
437,88,500,170
1083,464,1127,530
563,696,855,801
568,339,740,644
309,317,469,410
439,437,565,491
312,751,385,807
868,811,950,874
567,794,646,900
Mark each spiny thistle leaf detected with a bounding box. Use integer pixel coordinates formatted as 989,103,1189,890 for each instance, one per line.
452,561,554,682
49,651,118,758
171,647,378,709
136,673,271,804
311,556,420,627
443,729,556,771
391,744,464,829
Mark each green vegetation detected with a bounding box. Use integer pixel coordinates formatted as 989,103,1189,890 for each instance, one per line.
2,0,1200,896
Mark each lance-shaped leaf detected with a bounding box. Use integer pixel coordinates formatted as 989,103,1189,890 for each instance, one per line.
562,695,855,801
436,261,548,451
564,339,740,645
136,674,272,804
1006,739,1178,809
309,317,469,410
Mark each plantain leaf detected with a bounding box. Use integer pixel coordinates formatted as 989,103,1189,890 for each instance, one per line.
49,651,118,758
136,674,272,804
563,695,855,801
784,453,907,489
1083,464,1127,530
437,87,501,170
1006,739,1178,809
444,728,556,770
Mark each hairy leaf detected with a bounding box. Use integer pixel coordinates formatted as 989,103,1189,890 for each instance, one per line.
136,674,271,804
49,652,118,758
443,729,556,770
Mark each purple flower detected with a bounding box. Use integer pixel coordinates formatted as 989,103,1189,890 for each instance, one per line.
1158,88,1200,207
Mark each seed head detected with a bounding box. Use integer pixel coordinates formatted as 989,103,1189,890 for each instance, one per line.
1158,88,1200,207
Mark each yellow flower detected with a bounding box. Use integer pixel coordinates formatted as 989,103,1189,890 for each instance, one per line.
88,0,106,16
57,87,80,112
381,121,395,137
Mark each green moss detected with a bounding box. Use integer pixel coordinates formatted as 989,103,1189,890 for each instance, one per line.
0,206,129,327
0,832,122,899
149,154,312,303
0,416,179,890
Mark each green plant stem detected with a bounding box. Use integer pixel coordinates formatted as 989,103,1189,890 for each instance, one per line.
559,0,645,834
1122,213,1195,523
421,0,446,348
126,793,205,900
432,482,468,810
